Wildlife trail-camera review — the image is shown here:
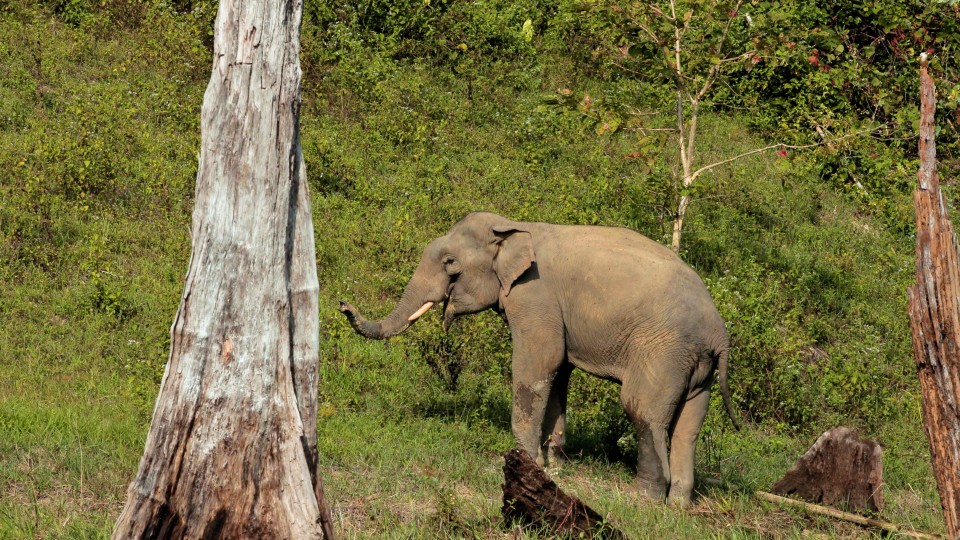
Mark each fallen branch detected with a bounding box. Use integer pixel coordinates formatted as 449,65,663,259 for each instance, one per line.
703,477,938,538
756,491,939,539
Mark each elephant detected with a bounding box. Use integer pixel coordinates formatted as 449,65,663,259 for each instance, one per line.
337,211,737,507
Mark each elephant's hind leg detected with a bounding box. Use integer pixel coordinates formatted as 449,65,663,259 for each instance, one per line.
667,387,711,508
620,369,686,502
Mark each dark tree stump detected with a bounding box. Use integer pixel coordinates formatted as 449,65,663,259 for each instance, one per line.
501,448,625,539
771,427,884,513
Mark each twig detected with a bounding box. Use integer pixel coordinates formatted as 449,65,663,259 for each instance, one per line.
755,491,940,539
635,21,663,47
684,126,882,184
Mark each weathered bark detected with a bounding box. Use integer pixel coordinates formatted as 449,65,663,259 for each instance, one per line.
112,0,334,537
770,427,884,513
501,449,625,539
907,53,960,540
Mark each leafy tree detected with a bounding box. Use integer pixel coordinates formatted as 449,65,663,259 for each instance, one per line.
550,0,960,248
556,0,787,251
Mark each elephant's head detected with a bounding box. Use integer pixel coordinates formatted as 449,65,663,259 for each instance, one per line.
338,212,535,339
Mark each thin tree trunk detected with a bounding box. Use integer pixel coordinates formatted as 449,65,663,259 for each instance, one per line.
907,53,960,540
671,89,694,253
112,0,334,537
671,193,691,252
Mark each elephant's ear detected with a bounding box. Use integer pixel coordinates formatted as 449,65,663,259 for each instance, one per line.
492,225,535,297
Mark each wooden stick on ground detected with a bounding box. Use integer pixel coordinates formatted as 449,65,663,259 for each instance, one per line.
702,480,938,538
756,491,939,540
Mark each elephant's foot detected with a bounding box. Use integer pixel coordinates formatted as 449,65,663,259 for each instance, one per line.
546,443,565,466
633,477,668,502
667,480,694,509
533,442,566,473
667,492,693,509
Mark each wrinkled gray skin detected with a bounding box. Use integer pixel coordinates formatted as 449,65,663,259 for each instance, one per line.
338,212,736,507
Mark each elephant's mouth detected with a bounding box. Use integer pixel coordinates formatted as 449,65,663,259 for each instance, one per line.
442,300,457,332
442,280,457,332
405,280,457,329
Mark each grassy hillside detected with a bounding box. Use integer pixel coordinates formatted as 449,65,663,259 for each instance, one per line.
0,0,949,537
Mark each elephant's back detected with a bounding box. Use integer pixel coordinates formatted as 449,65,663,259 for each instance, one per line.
534,222,725,346
535,223,707,297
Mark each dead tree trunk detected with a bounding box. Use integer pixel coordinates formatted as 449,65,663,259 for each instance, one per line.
112,0,334,537
502,449,625,539
907,53,960,540
770,427,884,513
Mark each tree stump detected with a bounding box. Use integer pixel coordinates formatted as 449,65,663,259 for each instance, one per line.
771,427,884,513
502,448,625,539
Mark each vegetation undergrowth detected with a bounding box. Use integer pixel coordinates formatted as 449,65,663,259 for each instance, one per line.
1,0,953,537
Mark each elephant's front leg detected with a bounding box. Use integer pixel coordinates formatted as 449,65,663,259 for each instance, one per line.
541,362,572,467
511,376,551,465
509,327,566,466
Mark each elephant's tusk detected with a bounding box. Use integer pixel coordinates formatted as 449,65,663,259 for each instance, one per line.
408,302,434,321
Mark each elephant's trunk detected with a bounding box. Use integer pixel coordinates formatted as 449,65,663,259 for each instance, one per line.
338,301,384,338
338,259,446,339
338,299,435,339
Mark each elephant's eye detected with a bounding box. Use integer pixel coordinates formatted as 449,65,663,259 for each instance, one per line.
442,255,462,275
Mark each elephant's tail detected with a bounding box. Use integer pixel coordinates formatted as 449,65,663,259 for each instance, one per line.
717,348,740,430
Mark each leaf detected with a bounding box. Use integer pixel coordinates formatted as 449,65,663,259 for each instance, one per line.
596,116,621,135
683,10,693,23
606,116,621,133
521,19,534,43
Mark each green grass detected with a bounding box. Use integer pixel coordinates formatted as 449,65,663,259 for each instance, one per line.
0,0,947,537
0,395,139,538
